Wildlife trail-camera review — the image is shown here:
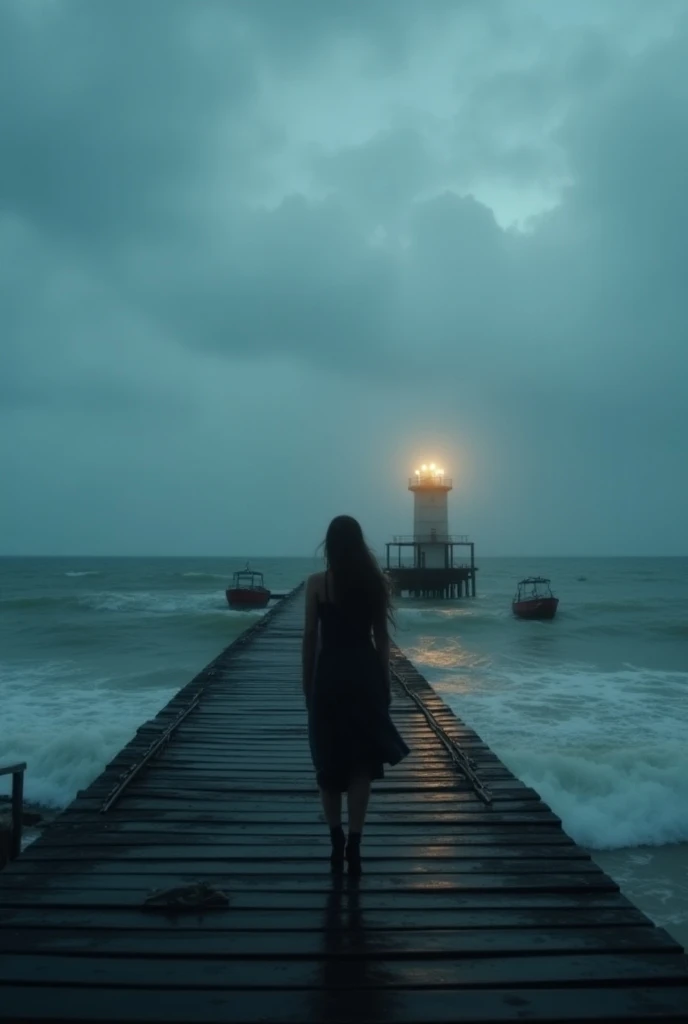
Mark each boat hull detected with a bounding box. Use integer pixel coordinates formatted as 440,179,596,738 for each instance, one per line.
512,597,559,620
225,588,271,611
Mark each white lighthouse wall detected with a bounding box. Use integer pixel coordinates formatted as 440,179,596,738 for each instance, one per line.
413,490,449,539
413,490,450,568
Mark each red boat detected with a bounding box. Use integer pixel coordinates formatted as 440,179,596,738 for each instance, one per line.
225,566,271,611
512,577,559,620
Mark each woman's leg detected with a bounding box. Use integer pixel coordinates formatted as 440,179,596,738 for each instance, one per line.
347,777,371,833
320,788,342,827
345,776,371,877
320,788,345,870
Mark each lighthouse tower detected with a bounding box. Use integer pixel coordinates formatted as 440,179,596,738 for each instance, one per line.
410,463,451,569
384,461,477,599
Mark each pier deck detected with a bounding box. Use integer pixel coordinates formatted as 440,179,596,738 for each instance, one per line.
1,586,686,1022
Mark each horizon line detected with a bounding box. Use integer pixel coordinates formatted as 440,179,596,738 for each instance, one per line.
1,553,687,560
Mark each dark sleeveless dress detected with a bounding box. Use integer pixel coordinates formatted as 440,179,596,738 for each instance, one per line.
308,578,410,792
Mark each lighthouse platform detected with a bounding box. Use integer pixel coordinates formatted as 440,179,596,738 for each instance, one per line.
385,534,478,598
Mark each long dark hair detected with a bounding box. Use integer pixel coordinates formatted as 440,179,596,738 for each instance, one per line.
324,515,393,628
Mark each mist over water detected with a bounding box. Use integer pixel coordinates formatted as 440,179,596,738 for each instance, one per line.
1,555,686,946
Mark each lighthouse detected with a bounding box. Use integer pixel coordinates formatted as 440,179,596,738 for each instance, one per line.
385,462,477,599
410,463,451,569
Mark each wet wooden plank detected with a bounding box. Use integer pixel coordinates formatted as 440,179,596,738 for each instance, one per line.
1,926,681,957
8,856,605,876
2,952,687,990
79,780,537,798
0,871,619,892
0,890,637,912
2,984,688,1024
98,768,522,785
68,796,554,813
45,808,565,825
22,842,589,860
32,828,579,845
0,905,655,933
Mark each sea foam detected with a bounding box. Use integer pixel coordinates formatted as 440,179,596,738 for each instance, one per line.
511,741,688,850
85,590,264,617
0,662,180,808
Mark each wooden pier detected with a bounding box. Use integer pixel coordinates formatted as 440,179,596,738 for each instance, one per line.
1,585,687,1023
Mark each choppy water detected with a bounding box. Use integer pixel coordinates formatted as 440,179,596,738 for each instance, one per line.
1,555,686,946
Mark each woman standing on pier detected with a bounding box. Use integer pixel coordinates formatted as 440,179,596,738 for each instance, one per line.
302,515,410,876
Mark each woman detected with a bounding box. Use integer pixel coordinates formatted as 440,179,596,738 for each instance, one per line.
302,515,410,876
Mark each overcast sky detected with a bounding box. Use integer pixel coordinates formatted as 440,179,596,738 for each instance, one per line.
2,0,687,557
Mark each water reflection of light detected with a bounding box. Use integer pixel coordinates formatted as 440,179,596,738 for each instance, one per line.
408,878,459,891
405,637,490,673
416,645,464,670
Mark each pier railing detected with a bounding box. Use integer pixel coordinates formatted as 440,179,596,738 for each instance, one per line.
386,562,473,570
0,762,26,862
390,534,470,544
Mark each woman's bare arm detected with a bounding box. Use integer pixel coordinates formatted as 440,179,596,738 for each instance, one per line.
372,611,391,704
301,574,319,702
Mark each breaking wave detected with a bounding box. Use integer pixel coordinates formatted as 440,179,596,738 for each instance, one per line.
0,662,181,808
1,590,266,619
511,740,688,851
85,590,272,619
413,654,688,852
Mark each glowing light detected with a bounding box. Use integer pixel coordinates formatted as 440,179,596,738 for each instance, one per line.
413,462,449,483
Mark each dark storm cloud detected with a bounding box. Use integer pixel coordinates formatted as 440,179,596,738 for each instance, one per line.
0,0,258,245
0,0,462,247
2,0,687,403
0,0,472,406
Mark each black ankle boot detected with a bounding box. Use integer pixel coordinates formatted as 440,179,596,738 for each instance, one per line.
330,825,345,871
346,832,362,877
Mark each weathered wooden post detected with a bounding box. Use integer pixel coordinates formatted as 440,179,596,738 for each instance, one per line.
0,762,27,865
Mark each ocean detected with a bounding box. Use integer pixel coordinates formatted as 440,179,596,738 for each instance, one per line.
1,555,686,947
